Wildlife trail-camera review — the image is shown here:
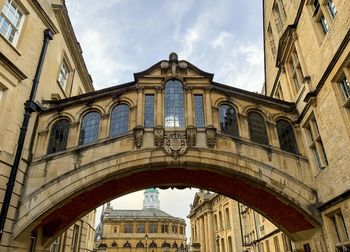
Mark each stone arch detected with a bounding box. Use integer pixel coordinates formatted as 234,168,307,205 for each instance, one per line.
17,148,321,248
44,112,74,131
75,104,105,121
106,98,135,115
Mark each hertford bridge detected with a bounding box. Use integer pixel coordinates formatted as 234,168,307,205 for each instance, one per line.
14,53,323,250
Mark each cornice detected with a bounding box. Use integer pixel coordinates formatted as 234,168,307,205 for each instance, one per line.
52,3,94,92
28,0,59,35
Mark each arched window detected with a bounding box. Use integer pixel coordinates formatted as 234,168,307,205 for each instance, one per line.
164,80,185,127
123,241,131,248
219,105,239,137
149,241,157,248
276,119,298,154
79,112,100,145
248,112,269,145
47,119,70,154
225,208,230,227
110,104,129,138
136,241,144,248
219,211,223,229
214,214,218,231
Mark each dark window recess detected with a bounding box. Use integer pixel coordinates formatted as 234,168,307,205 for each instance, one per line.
164,80,185,127
194,95,205,128
219,105,239,137
276,120,299,154
136,241,144,248
47,119,70,154
123,241,131,248
79,112,100,145
110,104,129,138
144,94,155,127
248,112,269,145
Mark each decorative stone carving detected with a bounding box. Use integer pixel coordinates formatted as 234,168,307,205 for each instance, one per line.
154,127,164,147
133,125,144,148
161,52,188,77
163,132,188,159
206,126,216,148
186,126,197,147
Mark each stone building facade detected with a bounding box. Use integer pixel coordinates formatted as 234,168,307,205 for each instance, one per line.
188,191,296,252
263,0,350,251
95,189,186,252
0,0,95,251
0,0,349,251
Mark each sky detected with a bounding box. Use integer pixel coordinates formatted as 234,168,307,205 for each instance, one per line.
65,0,264,238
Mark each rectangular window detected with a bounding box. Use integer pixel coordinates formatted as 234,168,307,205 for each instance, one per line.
180,226,184,235
58,62,69,91
144,94,154,127
319,15,329,34
0,0,24,45
327,0,337,19
340,76,350,101
172,224,178,234
136,224,145,233
329,211,349,249
194,94,205,128
305,116,328,170
161,224,169,233
70,225,80,252
149,223,158,233
124,223,133,233
288,47,304,93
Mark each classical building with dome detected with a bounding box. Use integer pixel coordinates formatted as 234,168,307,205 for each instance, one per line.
95,189,186,251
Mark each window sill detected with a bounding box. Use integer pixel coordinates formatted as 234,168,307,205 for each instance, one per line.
342,97,350,108
0,34,22,56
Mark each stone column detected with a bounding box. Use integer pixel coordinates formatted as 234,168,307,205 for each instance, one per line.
136,87,143,126
204,86,213,126
68,121,80,147
208,212,215,252
204,214,210,252
155,86,163,126
99,113,110,139
199,216,205,251
186,86,194,126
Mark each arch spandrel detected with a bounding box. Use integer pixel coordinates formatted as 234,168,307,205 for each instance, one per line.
20,54,321,248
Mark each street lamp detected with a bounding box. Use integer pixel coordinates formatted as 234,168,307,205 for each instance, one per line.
145,233,148,252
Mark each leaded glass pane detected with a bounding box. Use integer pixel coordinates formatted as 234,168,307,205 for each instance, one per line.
164,80,185,127
144,94,154,128
110,104,129,138
47,119,70,154
248,112,269,145
219,105,239,137
194,95,205,128
276,119,298,154
79,112,100,145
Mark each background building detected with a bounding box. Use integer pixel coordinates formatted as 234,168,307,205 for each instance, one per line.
263,0,350,251
0,0,95,251
188,191,296,252
95,189,186,252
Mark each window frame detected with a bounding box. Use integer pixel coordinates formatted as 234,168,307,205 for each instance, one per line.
79,111,101,145
303,114,328,171
276,119,299,154
219,104,239,137
247,111,269,145
47,119,70,155
109,104,130,138
144,94,155,128
164,79,185,128
194,94,205,128
0,0,25,46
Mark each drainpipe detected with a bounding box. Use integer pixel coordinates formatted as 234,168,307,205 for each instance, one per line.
0,29,53,242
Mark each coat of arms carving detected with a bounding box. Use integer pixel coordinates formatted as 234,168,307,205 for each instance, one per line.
163,133,188,159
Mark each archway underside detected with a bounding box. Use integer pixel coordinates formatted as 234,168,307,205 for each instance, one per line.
30,167,319,246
